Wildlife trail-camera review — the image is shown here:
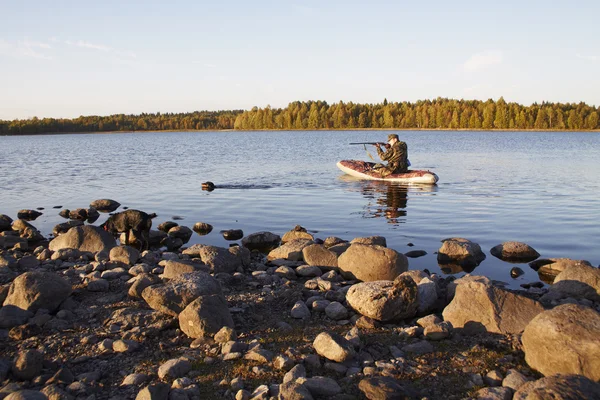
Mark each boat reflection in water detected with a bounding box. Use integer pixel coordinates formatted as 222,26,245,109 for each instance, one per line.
338,175,438,224
339,176,478,275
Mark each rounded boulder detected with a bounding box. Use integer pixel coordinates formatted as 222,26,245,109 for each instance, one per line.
346,275,418,322
178,294,234,338
437,237,486,267
338,243,408,282
522,304,600,380
490,241,540,262
48,225,116,253
3,272,72,313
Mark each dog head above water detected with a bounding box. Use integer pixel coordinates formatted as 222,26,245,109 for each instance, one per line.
202,181,215,191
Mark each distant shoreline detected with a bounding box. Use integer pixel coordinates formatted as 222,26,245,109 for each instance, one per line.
2,127,599,137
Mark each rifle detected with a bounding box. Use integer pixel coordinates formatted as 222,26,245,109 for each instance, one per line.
349,142,386,146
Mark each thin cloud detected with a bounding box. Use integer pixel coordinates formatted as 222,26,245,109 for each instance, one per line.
0,39,52,60
23,39,52,49
576,53,599,61
65,39,112,52
64,39,137,62
464,50,503,72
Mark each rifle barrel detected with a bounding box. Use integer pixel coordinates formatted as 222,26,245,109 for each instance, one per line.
349,142,383,145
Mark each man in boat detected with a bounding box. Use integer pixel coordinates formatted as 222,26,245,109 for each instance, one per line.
372,134,409,177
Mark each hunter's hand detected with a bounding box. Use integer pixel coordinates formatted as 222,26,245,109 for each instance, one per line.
372,143,381,148
384,143,391,149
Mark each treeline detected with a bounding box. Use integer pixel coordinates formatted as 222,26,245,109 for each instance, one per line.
1,98,599,135
234,98,600,131
0,110,242,135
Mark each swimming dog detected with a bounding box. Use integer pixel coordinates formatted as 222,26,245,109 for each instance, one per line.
201,181,215,191
100,209,156,251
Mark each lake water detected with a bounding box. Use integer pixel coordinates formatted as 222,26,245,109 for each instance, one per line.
1,130,599,288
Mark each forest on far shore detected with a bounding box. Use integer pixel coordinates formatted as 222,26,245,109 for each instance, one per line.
1,97,599,135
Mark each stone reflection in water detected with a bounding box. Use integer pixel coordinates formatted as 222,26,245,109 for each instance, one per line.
438,263,478,275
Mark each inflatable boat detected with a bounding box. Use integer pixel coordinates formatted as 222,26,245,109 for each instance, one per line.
337,160,439,184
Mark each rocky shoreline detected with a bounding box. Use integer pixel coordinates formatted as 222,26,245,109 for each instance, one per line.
1,202,599,400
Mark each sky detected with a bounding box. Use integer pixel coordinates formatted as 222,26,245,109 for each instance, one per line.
1,0,599,120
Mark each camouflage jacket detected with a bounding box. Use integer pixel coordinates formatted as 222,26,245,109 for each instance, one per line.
377,141,408,173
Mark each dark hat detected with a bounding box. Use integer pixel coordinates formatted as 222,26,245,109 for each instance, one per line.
387,134,399,141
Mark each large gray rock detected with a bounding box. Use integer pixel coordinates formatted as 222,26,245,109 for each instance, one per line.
48,225,116,253
281,229,314,243
267,239,314,261
12,349,43,381
304,376,341,396
358,376,415,400
3,272,72,313
548,263,600,302
290,301,311,319
162,260,207,279
531,258,592,283
241,231,281,252
474,387,513,400
279,381,313,399
178,294,234,338
109,245,140,266
135,383,170,400
302,244,338,268
90,199,121,212
11,220,44,242
141,272,223,316
416,277,439,315
182,244,247,273
158,358,192,380
513,374,600,400
442,275,544,335
338,243,408,282
351,236,387,247
40,386,70,400
502,369,532,391
490,241,540,262
437,237,486,267
313,332,356,363
522,304,600,380
346,275,418,322
128,274,161,298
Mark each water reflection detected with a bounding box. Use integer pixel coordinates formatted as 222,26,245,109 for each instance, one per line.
339,176,437,224
438,263,478,275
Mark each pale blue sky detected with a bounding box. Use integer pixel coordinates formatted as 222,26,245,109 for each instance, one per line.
1,0,598,119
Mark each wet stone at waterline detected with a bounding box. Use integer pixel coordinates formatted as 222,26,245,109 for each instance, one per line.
17,210,43,221
158,221,179,233
193,223,213,235
222,229,243,241
90,199,121,213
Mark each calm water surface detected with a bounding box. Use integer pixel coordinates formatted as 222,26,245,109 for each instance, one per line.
1,130,599,288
